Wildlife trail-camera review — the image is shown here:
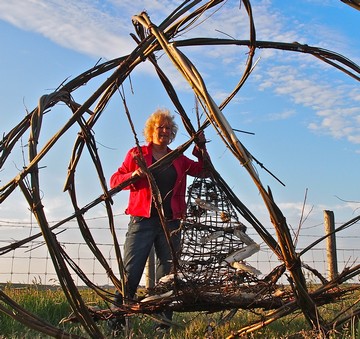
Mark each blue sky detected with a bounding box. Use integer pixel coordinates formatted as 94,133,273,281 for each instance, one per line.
0,0,359,283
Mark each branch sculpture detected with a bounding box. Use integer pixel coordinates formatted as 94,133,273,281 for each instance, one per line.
0,1,359,338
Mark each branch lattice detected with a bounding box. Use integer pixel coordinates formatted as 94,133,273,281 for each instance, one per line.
1,1,360,338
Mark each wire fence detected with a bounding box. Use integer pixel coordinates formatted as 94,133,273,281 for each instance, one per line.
1,210,359,287
1,237,359,287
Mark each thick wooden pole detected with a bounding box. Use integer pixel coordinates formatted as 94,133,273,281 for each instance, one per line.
324,210,338,280
145,246,155,288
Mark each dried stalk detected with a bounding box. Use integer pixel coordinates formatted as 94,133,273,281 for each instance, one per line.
0,0,359,337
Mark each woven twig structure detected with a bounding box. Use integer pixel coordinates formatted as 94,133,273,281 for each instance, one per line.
1,1,360,338
179,175,259,285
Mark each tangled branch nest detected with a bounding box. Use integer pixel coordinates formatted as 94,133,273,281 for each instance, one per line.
1,1,360,338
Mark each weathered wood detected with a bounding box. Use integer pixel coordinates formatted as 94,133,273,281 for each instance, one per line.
324,210,338,280
0,0,359,337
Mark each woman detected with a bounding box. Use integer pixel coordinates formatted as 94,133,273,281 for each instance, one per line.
109,108,207,330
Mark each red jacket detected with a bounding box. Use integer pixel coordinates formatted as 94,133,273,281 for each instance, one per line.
110,143,206,219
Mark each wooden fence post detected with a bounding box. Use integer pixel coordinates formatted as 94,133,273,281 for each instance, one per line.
145,246,155,288
324,210,338,280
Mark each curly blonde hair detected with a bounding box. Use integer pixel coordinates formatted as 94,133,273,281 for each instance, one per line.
143,109,178,143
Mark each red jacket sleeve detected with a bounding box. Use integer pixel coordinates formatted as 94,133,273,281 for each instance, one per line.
110,147,149,190
188,145,209,177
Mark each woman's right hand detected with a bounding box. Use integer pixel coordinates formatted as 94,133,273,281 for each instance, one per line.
132,168,145,178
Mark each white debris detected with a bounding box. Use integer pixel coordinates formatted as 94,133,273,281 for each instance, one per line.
140,290,173,303
195,198,221,211
200,230,224,244
230,261,262,275
223,243,260,264
233,229,255,245
158,273,185,284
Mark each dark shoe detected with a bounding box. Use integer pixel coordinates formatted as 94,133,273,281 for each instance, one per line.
107,316,126,333
154,323,171,333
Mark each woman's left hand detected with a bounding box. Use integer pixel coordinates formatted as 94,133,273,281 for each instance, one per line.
196,131,206,147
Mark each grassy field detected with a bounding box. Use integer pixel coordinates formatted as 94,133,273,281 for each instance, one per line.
0,283,359,338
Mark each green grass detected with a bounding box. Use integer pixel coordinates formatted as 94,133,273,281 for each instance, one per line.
0,283,359,338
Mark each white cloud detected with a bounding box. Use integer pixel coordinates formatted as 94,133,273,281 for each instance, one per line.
268,109,296,121
252,2,300,43
0,0,136,59
0,0,358,144
256,63,360,144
